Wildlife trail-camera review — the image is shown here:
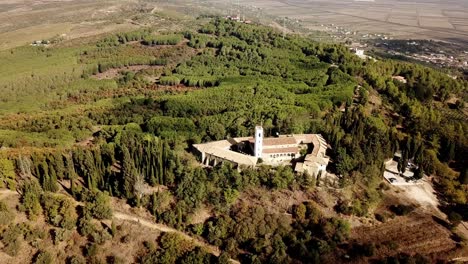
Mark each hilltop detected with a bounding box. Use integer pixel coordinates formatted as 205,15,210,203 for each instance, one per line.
0,4,467,263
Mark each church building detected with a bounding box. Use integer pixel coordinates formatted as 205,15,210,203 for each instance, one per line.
193,126,330,176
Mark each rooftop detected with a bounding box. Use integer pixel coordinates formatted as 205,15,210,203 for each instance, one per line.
262,146,298,154
248,136,297,146
193,140,258,167
304,155,329,165
194,133,329,169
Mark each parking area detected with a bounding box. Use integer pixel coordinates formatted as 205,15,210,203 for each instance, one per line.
383,159,441,209
383,160,420,186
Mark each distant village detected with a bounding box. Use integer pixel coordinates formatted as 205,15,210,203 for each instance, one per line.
374,39,468,69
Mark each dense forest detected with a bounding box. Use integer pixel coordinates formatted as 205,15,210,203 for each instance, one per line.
0,18,467,263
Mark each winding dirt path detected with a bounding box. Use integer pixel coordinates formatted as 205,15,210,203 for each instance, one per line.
0,188,240,263
113,211,239,263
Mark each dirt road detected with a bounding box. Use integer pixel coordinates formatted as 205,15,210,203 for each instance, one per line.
113,211,239,263
0,188,239,263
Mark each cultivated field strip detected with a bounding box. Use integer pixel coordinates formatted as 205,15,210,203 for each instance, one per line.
232,0,468,42
352,213,456,255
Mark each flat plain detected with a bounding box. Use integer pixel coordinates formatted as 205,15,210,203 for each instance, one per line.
210,0,468,43
0,0,141,50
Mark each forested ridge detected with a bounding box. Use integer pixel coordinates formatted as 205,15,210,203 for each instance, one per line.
0,18,467,263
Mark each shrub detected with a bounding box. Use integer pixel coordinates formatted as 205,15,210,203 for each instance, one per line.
142,34,183,46
448,211,462,227
91,228,112,245
385,240,398,250
362,243,376,257
41,193,77,229
374,213,386,223
293,203,307,221
0,158,16,190
18,180,42,220
106,255,125,264
110,221,117,237
84,243,98,257
0,201,14,226
120,235,130,243
1,224,23,256
85,191,112,220
52,228,71,245
34,250,54,264
24,225,48,242
160,76,181,86
78,216,95,236
150,58,167,66
143,240,156,251
67,255,86,264
378,182,390,191
389,204,415,216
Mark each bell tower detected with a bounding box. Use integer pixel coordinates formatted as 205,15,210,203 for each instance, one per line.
254,126,263,158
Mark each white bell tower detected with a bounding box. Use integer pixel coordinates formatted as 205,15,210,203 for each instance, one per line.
254,126,263,158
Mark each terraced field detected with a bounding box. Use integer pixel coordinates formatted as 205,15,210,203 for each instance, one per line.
351,212,457,259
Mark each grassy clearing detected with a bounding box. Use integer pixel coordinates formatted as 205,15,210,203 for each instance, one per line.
0,45,85,113
0,23,74,51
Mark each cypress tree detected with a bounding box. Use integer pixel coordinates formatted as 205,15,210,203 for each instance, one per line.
460,167,468,185
54,153,65,180
48,163,57,191
122,146,137,199
448,140,455,162
39,162,48,190
70,177,75,197
49,172,58,193
158,141,164,185
86,174,93,190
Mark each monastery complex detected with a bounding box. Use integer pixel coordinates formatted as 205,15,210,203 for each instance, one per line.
193,126,330,176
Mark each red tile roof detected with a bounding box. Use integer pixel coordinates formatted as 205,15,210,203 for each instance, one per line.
262,147,298,154
248,137,297,146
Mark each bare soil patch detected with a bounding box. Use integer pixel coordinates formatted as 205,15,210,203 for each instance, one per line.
92,65,163,80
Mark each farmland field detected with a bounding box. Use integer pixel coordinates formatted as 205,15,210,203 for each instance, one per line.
207,0,468,43
0,0,142,50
